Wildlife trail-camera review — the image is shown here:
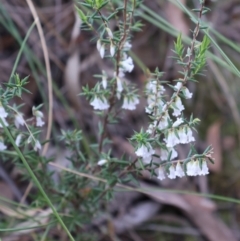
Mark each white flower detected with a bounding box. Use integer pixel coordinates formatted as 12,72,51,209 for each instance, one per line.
106,27,113,39
160,147,178,161
199,160,209,175
172,117,183,128
0,140,6,151
122,96,139,110
174,82,183,91
34,140,41,151
90,97,110,110
158,112,170,130
146,80,165,95
168,165,176,179
178,127,188,144
14,113,25,128
164,130,179,148
182,87,193,99
187,160,200,176
98,159,108,166
175,162,185,177
96,39,105,58
135,144,155,163
157,167,165,180
120,57,134,72
186,126,195,142
100,44,105,58
172,97,185,117
102,72,107,89
116,77,123,93
97,39,101,52
15,134,22,147
110,43,115,56
36,117,44,127
123,41,132,51
186,161,195,176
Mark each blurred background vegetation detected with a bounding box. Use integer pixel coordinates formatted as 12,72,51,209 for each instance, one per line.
1,0,240,240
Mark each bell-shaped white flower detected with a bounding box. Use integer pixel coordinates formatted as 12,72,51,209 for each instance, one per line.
34,140,42,151
157,167,165,180
186,160,195,176
90,97,109,110
174,82,183,91
120,56,134,73
160,147,178,161
106,27,113,39
175,162,185,177
172,96,185,117
15,134,22,147
123,41,132,51
0,140,7,151
98,159,108,166
14,113,25,128
158,112,170,130
135,143,155,163
110,42,115,56
102,72,107,89
164,130,179,148
199,160,209,175
168,165,176,179
96,39,105,58
116,77,123,93
122,96,139,110
172,117,183,128
182,87,193,99
185,126,195,143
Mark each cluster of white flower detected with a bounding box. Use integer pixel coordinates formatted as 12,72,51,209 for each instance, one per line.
157,159,209,180
0,104,45,152
92,33,139,111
